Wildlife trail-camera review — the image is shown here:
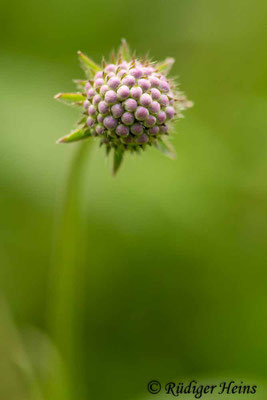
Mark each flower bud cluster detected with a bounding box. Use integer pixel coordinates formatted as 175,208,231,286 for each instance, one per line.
83,60,178,150
56,40,192,175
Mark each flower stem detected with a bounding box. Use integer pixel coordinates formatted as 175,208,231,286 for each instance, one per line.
48,140,92,400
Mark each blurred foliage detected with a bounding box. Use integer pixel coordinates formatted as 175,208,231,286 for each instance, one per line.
1,0,267,399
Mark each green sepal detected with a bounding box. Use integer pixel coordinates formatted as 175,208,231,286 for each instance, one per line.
99,139,111,156
57,127,91,144
73,79,87,90
112,147,124,175
102,57,107,69
77,116,87,125
118,39,131,62
54,92,85,106
110,50,116,64
77,51,101,77
154,137,176,159
156,58,175,74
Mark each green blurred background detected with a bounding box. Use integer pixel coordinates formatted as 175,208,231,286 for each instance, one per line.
1,0,267,399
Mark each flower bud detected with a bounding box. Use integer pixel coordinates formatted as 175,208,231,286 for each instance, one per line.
88,105,97,116
97,114,105,124
95,71,103,79
98,101,109,114
87,88,96,98
149,101,160,114
144,115,156,128
130,87,142,99
124,98,138,112
136,134,149,144
83,99,90,110
117,85,129,100
150,76,160,87
117,69,127,78
108,77,121,89
105,64,116,73
121,112,134,125
159,125,168,134
104,116,117,130
150,88,161,100
157,111,166,124
111,103,124,118
166,106,175,119
100,85,109,96
135,106,149,121
130,68,143,78
160,80,169,92
93,94,101,105
105,90,117,104
86,117,95,127
119,61,128,68
122,75,135,87
131,123,144,135
143,67,154,76
94,78,104,88
148,126,159,135
160,95,169,107
116,124,129,137
138,79,151,91
140,93,152,107
95,124,105,135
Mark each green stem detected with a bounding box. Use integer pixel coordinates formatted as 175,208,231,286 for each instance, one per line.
48,140,92,400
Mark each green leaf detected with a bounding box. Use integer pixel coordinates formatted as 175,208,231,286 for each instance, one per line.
57,127,91,144
154,137,176,159
112,147,124,175
54,92,85,106
156,57,175,74
118,39,131,62
77,51,101,76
